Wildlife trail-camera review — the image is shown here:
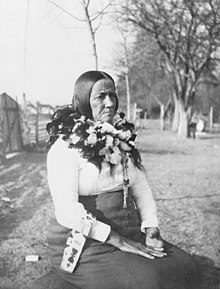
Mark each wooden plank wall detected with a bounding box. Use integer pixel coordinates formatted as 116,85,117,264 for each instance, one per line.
0,93,23,156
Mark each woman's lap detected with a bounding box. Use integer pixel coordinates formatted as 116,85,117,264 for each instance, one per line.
53,240,202,289
49,192,202,289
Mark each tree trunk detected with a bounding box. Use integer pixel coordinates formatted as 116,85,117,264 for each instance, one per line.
209,106,213,133
172,93,179,132
82,1,98,70
160,104,165,131
125,68,131,120
177,100,189,138
124,38,131,120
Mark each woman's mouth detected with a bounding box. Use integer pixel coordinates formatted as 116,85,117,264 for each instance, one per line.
103,110,114,115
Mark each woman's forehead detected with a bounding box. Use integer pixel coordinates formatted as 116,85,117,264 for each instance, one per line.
92,79,115,93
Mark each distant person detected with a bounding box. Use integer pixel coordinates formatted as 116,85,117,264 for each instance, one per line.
189,111,206,139
189,122,197,139
44,71,201,289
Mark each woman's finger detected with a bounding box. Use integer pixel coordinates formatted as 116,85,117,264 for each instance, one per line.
136,246,166,259
121,240,155,259
147,246,164,251
139,244,166,258
147,250,166,258
122,240,166,259
136,250,155,259
144,249,166,258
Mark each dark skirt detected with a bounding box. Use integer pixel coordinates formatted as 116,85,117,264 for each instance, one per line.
47,191,202,289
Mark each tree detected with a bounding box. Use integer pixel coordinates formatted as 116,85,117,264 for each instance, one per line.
113,30,172,121
123,0,220,137
80,0,99,70
109,2,137,120
45,0,114,70
128,32,172,117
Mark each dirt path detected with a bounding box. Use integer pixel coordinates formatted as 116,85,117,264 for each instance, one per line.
0,127,220,289
0,152,52,289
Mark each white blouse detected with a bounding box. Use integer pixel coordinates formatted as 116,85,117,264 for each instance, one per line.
47,138,158,242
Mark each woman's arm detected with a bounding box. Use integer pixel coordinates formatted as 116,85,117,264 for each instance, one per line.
47,138,110,242
130,169,158,230
130,168,164,248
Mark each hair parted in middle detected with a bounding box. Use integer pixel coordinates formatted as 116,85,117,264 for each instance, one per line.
72,70,118,119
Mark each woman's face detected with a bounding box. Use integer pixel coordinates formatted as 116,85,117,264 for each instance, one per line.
90,79,117,123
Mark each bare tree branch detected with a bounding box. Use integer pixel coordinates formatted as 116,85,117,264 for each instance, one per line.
45,0,85,21
117,0,220,137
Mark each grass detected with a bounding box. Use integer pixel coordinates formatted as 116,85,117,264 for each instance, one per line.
0,121,219,289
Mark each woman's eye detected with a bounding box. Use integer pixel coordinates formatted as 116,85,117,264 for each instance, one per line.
96,92,116,99
98,93,105,99
109,92,117,98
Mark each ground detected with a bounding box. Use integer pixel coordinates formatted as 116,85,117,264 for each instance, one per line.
0,121,220,289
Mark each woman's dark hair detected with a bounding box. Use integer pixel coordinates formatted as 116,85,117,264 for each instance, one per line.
72,70,118,119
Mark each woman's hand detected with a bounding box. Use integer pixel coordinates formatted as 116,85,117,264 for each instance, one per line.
145,227,164,249
106,230,166,259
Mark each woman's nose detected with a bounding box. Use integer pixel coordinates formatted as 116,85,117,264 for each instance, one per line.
104,95,114,107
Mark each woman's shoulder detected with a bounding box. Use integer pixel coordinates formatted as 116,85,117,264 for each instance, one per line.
47,138,80,162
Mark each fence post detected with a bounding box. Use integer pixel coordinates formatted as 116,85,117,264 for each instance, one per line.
0,97,5,161
133,103,137,122
21,93,30,146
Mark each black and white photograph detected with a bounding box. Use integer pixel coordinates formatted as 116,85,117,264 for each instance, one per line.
0,1,220,289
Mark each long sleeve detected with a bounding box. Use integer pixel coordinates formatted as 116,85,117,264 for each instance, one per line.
130,168,158,232
47,139,110,242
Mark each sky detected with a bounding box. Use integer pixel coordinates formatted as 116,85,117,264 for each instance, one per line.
0,0,122,107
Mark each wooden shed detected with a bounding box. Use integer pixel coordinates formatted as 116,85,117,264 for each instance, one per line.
0,93,23,160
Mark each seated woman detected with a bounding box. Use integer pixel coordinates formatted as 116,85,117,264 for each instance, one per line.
46,70,201,289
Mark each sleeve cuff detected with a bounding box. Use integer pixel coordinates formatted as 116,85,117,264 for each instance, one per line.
141,219,159,233
88,220,111,242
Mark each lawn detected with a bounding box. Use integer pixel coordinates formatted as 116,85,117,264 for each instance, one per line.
0,121,219,289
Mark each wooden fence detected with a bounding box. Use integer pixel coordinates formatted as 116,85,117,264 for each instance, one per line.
0,93,23,160
0,95,55,161
23,102,54,146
